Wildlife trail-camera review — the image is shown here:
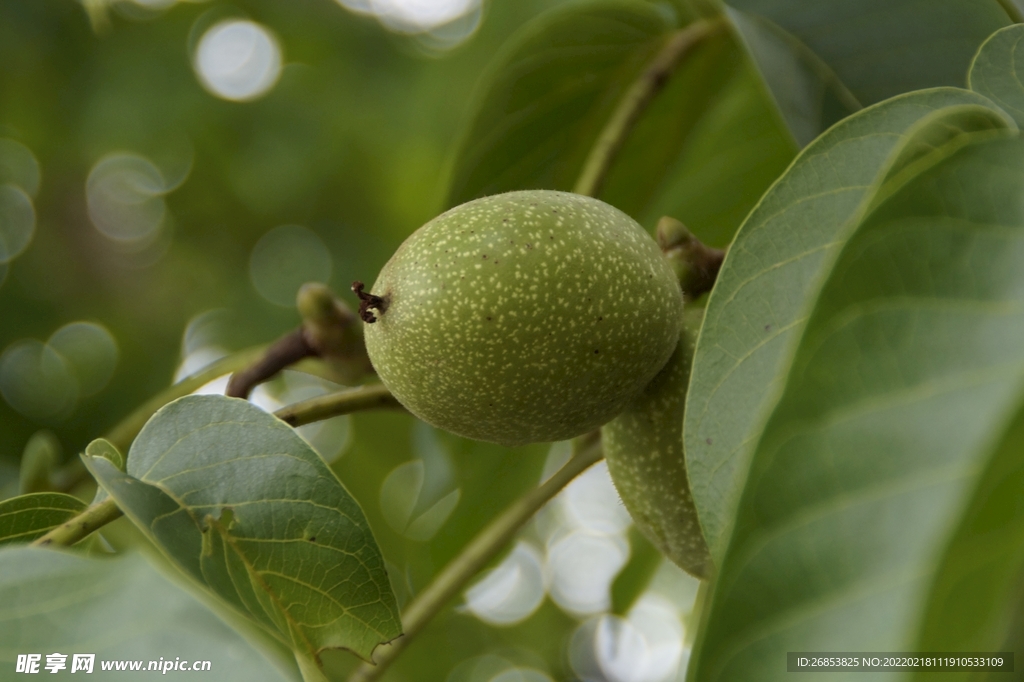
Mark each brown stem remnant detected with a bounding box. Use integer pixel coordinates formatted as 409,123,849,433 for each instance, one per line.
226,329,316,399
227,284,374,399
656,216,725,301
352,281,387,323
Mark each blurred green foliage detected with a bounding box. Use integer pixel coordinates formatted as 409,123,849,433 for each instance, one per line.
0,5,579,675
5,2,1024,681
0,0,565,465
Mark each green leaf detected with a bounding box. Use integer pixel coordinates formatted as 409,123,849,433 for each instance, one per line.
969,24,1024,129
85,395,401,665
0,546,293,681
596,24,797,246
912,400,1024,680
688,134,1024,681
610,527,664,615
725,7,860,147
446,1,797,246
86,438,124,471
0,492,86,546
446,0,676,206
685,88,1016,558
86,439,124,506
19,431,60,494
725,0,1011,104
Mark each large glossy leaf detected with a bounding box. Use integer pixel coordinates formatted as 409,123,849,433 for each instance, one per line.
685,88,1016,557
0,492,85,546
85,395,401,665
725,0,1011,104
688,135,1024,682
969,24,1024,129
446,0,676,206
912,399,1024,681
446,0,797,246
0,547,293,681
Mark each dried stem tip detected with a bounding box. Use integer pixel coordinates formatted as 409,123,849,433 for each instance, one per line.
352,281,387,323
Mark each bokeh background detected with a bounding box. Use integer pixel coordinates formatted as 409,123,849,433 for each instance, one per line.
0,1,702,680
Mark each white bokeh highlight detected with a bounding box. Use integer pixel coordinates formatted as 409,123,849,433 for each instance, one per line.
464,541,546,626
489,669,553,682
174,347,228,383
0,138,41,197
446,655,541,682
0,184,35,263
372,0,476,32
194,20,282,101
379,460,461,542
596,596,686,682
562,460,632,535
175,309,232,382
47,322,119,397
0,139,39,270
180,365,355,463
570,595,688,682
250,371,354,463
249,225,332,307
86,153,168,244
130,0,176,9
0,321,119,421
547,530,629,617
452,439,697,682
0,340,78,422
334,0,482,48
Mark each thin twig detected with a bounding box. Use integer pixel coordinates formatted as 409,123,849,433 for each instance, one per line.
104,346,268,452
33,383,404,548
226,329,316,399
572,18,725,198
32,498,122,548
227,284,374,399
52,346,267,493
347,437,605,682
275,384,403,427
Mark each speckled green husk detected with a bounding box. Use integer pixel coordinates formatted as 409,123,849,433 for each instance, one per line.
364,190,684,446
601,309,711,579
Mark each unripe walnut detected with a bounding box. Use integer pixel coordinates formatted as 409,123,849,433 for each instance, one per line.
602,309,711,578
360,190,683,446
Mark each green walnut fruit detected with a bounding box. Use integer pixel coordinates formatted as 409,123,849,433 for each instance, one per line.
601,309,711,579
359,190,684,446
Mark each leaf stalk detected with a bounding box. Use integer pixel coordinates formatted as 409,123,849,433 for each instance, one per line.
31,497,122,548
32,383,403,548
275,384,403,428
573,17,726,198
346,436,604,682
